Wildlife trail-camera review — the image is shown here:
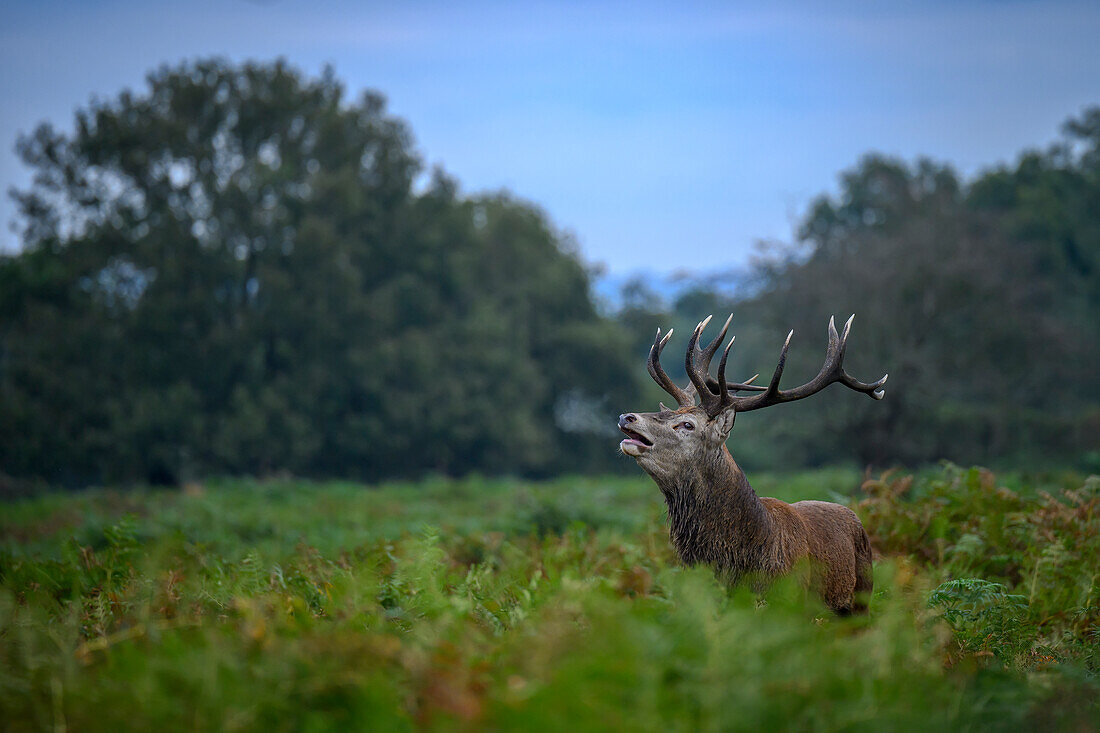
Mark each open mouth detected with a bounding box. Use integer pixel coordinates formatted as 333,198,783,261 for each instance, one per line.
619,425,653,454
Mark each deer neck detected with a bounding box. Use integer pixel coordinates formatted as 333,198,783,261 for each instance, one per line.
654,445,774,572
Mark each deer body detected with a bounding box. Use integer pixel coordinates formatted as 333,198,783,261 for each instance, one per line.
620,314,885,614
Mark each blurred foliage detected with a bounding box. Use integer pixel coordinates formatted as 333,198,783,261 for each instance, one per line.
622,112,1100,471
860,465,1098,670
0,59,635,487
1,466,1096,730
1,57,1098,487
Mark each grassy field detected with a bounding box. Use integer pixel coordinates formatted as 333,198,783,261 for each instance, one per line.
1,465,1097,731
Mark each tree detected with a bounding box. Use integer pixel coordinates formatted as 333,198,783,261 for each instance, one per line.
726,111,1100,469
0,59,637,486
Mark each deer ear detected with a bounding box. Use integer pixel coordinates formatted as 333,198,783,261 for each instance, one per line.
713,408,737,439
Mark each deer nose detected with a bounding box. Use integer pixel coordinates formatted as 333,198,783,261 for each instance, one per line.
618,413,638,427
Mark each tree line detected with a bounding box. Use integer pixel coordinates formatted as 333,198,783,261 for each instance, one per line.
1,59,1096,488
623,114,1100,472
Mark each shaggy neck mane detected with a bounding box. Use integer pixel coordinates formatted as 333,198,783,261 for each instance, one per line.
653,445,776,578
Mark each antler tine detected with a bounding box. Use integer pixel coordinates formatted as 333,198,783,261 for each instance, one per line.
826,315,840,356
685,317,721,414
844,371,889,399
834,314,888,398
696,313,732,374
715,336,736,410
729,314,888,413
841,313,854,346
647,327,694,408
766,330,794,394
704,372,766,395
701,315,766,396
687,316,755,416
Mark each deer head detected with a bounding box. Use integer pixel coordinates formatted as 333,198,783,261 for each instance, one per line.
618,314,888,481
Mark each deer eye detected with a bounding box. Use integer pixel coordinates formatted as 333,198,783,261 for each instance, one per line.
677,421,694,431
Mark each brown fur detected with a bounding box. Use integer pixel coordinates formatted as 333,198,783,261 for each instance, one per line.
621,409,873,614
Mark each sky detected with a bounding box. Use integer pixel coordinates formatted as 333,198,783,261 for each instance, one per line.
2,0,1099,276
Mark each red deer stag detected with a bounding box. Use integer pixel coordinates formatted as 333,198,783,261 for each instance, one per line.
618,314,887,614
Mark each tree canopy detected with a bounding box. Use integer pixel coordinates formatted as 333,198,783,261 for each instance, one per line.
0,59,636,486
621,112,1100,470
2,59,1097,488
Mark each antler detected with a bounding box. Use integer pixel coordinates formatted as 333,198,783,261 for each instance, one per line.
647,315,765,415
647,327,693,409
727,315,887,413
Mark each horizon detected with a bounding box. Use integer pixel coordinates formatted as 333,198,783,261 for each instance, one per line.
3,0,1099,276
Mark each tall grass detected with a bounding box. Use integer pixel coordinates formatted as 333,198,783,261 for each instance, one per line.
1,466,1096,730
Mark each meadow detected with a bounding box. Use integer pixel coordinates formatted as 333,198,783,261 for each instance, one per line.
1,465,1096,731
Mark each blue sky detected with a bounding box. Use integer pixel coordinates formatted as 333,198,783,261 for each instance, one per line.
2,0,1098,275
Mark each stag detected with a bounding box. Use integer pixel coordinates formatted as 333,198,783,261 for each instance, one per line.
618,314,887,614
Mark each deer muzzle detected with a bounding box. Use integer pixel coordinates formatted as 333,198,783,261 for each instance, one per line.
618,414,653,456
